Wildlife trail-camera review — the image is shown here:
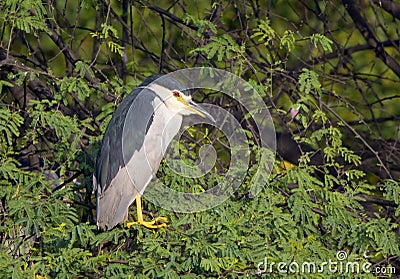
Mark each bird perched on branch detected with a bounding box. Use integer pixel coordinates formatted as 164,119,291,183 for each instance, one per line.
93,74,213,230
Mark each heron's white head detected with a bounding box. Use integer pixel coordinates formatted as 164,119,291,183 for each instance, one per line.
148,81,214,121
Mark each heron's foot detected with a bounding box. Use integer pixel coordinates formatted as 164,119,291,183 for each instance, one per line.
127,216,168,229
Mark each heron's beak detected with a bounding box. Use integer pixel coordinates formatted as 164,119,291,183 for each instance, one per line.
187,101,215,122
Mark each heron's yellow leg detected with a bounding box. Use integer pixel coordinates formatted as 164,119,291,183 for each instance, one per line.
126,195,167,229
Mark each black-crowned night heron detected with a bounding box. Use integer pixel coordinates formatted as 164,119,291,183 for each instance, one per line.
94,74,213,230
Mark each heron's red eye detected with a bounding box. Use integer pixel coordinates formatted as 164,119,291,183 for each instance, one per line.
173,91,180,97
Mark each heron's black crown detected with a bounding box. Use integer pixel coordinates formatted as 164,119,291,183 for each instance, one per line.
141,74,192,96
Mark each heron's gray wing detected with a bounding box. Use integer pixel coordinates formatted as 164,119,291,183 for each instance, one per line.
94,87,160,193
94,87,162,230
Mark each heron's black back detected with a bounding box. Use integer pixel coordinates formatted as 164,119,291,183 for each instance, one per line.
94,78,161,194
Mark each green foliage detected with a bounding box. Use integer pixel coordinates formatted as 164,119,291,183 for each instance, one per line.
91,23,124,57
310,34,333,52
280,30,296,51
95,102,117,134
381,179,400,216
0,106,23,145
0,80,13,93
251,19,276,45
191,34,244,62
75,61,95,79
57,77,92,103
2,0,49,34
298,68,322,95
183,14,217,37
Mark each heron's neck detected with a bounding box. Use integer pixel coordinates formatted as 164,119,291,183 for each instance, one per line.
157,109,183,154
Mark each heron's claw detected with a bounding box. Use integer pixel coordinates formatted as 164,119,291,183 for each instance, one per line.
127,216,168,229
129,195,168,229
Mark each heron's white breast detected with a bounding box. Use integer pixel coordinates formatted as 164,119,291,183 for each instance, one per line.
124,98,183,194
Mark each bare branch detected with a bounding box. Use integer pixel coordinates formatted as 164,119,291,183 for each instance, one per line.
372,0,400,19
342,0,400,78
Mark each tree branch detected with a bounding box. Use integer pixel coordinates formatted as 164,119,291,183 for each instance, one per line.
140,0,199,31
306,39,400,66
342,0,400,78
372,0,400,20
320,98,392,179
